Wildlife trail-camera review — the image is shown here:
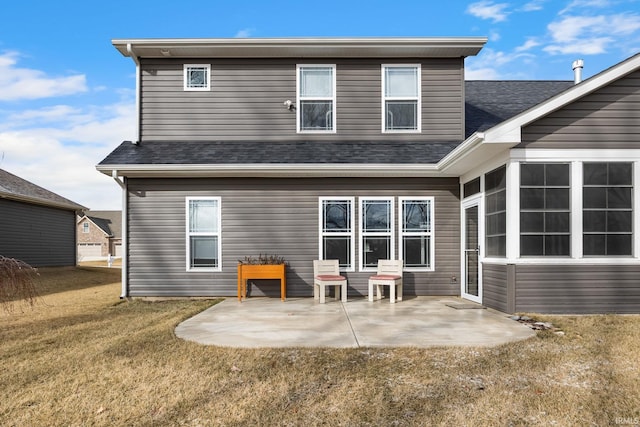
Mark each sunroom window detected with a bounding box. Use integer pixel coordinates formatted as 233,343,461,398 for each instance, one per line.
382,65,420,132
520,163,570,257
319,198,354,270
361,198,394,269
583,162,633,256
485,166,506,257
297,65,335,132
186,198,221,270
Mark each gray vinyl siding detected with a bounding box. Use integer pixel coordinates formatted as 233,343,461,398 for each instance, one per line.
513,264,640,314
0,199,77,267
520,70,640,148
139,58,464,142
125,177,460,297
482,263,509,313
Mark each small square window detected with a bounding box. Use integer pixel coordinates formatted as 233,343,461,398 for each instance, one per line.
184,64,210,91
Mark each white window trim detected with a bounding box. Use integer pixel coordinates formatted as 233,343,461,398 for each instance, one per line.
381,64,422,134
359,197,395,272
82,222,90,233
185,197,222,272
318,197,355,272
296,64,337,134
184,64,211,91
399,197,435,271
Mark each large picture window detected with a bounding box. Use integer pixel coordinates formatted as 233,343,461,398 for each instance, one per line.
382,65,420,132
520,163,570,256
297,65,335,132
485,166,506,257
319,198,354,270
583,162,633,256
399,198,434,269
186,197,221,270
360,198,394,269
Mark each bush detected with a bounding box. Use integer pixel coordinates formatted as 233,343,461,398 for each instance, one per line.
0,256,39,312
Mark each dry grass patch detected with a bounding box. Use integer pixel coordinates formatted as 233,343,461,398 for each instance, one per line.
1,267,639,426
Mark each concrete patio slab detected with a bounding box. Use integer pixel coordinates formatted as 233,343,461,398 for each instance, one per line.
175,296,535,348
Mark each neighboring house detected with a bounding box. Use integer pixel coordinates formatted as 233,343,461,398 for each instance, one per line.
97,37,640,314
77,210,122,260
0,168,86,267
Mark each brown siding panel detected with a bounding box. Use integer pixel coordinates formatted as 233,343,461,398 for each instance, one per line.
139,58,464,142
520,70,640,149
514,264,640,314
126,177,461,297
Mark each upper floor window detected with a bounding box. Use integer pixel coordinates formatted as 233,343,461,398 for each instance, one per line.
583,162,633,256
184,64,210,91
82,222,90,233
186,197,221,271
382,65,421,133
319,198,354,270
297,65,336,132
520,163,570,257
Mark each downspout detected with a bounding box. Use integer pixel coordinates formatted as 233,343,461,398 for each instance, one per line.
127,43,141,144
112,170,128,298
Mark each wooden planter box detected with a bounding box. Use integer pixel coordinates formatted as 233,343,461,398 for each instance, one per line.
237,263,287,301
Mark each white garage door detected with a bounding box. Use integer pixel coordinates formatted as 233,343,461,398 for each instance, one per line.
78,243,102,259
114,244,122,257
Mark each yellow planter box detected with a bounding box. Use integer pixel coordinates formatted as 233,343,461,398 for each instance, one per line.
237,263,286,301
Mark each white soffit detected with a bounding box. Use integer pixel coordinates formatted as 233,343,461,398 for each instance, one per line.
112,37,487,59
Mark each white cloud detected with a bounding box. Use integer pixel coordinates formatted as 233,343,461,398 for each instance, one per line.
0,51,88,101
521,0,547,11
235,28,254,38
465,48,537,79
516,37,542,52
560,0,612,14
545,13,640,54
0,101,135,210
466,1,510,23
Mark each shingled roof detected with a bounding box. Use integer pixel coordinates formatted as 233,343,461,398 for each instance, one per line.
98,80,573,168
82,210,122,238
465,80,574,138
0,168,86,212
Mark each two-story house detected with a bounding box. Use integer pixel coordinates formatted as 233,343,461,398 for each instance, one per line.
97,37,640,314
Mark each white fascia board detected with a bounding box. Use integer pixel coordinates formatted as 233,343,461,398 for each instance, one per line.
97,163,445,178
483,53,640,144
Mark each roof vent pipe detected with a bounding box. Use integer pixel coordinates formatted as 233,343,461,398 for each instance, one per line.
572,59,584,84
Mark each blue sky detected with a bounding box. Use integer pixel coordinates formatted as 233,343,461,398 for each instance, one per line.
1,0,639,210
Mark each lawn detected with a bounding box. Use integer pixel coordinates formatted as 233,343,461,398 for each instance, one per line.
1,267,639,426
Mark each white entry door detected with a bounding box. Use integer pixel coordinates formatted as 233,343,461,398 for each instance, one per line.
461,198,482,303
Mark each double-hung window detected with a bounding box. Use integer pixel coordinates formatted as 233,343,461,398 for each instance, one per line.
297,65,336,132
184,64,211,91
583,162,633,256
520,163,571,256
399,198,434,269
382,65,421,132
319,198,355,270
186,197,221,271
360,198,394,270
82,222,90,233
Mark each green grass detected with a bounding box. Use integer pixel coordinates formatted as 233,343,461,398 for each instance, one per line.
1,267,639,426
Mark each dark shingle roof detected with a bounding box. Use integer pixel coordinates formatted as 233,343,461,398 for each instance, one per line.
99,140,462,166
98,80,574,167
465,80,574,137
85,210,122,238
0,168,86,211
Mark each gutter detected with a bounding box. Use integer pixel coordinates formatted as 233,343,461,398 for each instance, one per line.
126,43,140,144
112,170,128,298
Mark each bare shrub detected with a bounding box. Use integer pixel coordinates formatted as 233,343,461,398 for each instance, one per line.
0,256,39,312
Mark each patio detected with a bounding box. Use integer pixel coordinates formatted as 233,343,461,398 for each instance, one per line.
175,296,535,348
